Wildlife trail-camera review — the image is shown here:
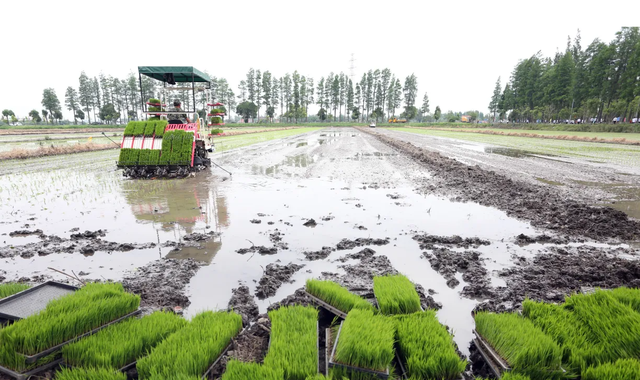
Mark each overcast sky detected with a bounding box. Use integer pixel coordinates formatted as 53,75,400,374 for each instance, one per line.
2,0,634,120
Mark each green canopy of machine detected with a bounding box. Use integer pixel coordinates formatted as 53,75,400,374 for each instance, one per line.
138,66,211,83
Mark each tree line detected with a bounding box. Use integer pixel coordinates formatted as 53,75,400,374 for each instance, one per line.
234,68,431,123
489,27,640,123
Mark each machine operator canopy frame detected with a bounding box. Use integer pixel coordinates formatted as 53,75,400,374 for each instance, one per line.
137,66,211,114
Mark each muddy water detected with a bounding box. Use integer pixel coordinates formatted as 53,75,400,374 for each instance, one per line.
1,127,619,356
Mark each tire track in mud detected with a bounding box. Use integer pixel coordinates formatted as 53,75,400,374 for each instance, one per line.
359,127,640,242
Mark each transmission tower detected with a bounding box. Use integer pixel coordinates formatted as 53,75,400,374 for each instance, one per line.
349,53,356,82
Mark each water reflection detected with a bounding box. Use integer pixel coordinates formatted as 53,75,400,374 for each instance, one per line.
120,172,230,263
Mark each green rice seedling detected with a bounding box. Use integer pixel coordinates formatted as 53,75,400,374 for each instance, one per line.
133,122,145,136
138,150,150,165
118,148,129,166
264,305,318,380
563,290,640,365
501,374,532,380
305,279,373,314
609,287,640,312
523,299,598,371
124,122,136,136
127,149,140,166
148,150,161,165
333,309,395,372
0,282,139,371
144,121,156,137
211,116,223,124
55,367,127,380
0,283,30,299
221,360,283,380
582,358,640,380
474,312,562,379
394,311,466,379
148,98,161,105
148,106,161,112
154,120,167,137
210,128,223,135
62,311,186,369
137,311,242,379
373,274,421,315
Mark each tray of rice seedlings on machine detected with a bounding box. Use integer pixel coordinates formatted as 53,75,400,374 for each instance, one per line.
525,289,640,377
136,310,242,380
373,274,422,315
394,311,467,380
0,281,77,323
474,311,563,379
208,102,226,127
263,305,319,379
304,279,374,319
221,360,283,380
0,282,140,380
328,309,395,379
62,311,186,372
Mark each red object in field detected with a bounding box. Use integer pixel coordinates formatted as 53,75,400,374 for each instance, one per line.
207,102,224,107
146,102,166,107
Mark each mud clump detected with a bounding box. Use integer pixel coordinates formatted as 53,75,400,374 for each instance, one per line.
424,248,494,298
228,285,259,325
162,231,220,252
513,233,572,246
122,258,200,309
183,231,220,241
0,232,156,259
364,128,640,241
303,246,335,261
236,245,278,255
250,219,262,224
336,248,376,262
303,219,317,227
268,230,289,250
336,237,390,250
9,229,43,237
70,229,106,239
415,283,442,310
255,262,305,299
267,288,314,311
413,234,490,249
479,245,640,313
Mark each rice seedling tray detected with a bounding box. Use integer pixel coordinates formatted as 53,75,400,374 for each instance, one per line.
373,293,424,313
267,320,320,374
0,358,63,380
303,290,348,319
472,329,510,378
328,321,390,379
0,281,78,322
22,309,141,364
200,329,243,380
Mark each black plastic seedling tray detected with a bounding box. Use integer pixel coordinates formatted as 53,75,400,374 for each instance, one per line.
22,309,141,364
472,330,510,378
200,327,245,379
0,281,78,322
328,321,390,379
303,290,348,319
0,358,63,380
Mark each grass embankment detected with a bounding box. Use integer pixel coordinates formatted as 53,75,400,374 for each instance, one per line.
333,309,395,372
474,311,563,379
305,279,373,314
395,311,466,379
136,311,242,379
213,128,320,153
264,305,318,380
55,367,127,380
0,124,125,130
0,282,140,371
62,311,186,369
406,126,640,145
0,283,30,298
0,142,117,160
373,274,422,315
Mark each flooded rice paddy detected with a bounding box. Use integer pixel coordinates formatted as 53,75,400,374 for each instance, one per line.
1,127,638,356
